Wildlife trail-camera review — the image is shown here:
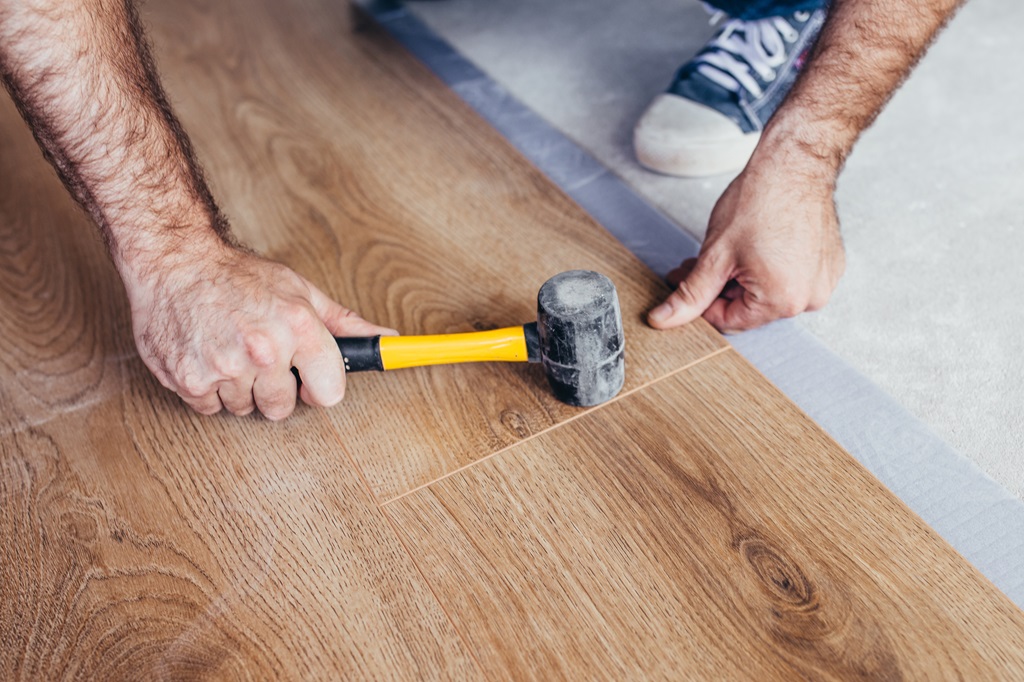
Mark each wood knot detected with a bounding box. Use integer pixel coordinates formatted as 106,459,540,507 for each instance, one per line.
736,535,899,676
738,535,815,609
61,511,98,543
499,410,532,439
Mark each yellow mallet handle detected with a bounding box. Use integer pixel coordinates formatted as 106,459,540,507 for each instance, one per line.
336,323,540,373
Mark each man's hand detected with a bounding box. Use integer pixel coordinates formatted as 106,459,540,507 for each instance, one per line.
129,242,397,419
2,0,399,419
648,0,962,333
648,150,845,333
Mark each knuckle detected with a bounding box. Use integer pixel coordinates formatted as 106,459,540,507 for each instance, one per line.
263,402,295,421
277,267,308,291
220,384,257,415
210,351,244,378
700,246,728,271
150,366,176,391
672,284,702,310
177,370,212,398
228,404,255,417
258,386,297,421
244,333,278,368
764,279,807,319
284,303,317,334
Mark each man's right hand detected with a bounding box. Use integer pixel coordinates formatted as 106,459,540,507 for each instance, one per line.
128,242,397,420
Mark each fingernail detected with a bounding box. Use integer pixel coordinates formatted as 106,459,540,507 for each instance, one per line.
648,302,673,324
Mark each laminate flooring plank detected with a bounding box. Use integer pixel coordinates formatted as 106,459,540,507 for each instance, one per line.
0,386,481,679
137,0,727,501
386,350,1024,680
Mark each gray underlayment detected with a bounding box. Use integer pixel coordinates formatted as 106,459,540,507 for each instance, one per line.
405,0,1024,499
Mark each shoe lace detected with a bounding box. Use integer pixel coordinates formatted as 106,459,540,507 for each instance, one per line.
694,11,809,98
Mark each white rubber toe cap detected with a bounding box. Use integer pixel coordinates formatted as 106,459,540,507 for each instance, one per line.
634,93,760,177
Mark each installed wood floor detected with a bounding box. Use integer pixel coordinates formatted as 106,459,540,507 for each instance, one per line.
1,0,1023,678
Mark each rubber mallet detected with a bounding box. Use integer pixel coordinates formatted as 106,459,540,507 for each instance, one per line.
333,270,625,407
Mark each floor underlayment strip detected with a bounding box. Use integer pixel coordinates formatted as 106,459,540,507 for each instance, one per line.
356,0,1024,608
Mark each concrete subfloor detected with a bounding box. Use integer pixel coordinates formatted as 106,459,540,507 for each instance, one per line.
406,0,1024,499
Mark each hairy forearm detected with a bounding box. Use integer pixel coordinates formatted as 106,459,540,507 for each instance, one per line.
0,1,397,419
757,0,963,179
0,0,229,290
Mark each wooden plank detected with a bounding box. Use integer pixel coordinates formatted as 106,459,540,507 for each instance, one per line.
386,350,1024,680
135,0,726,501
0,388,480,679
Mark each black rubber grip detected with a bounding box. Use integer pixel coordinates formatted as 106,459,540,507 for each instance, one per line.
336,336,384,372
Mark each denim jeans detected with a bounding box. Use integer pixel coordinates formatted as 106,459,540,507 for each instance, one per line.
705,0,829,20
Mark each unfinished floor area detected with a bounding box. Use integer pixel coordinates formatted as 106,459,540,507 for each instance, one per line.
407,0,1024,499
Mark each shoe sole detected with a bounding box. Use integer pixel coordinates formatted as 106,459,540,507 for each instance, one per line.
633,93,761,177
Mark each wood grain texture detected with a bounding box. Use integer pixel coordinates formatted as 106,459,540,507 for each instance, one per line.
137,0,726,501
7,0,1019,678
0,382,480,680
0,0,720,675
0,4,488,672
386,350,1024,680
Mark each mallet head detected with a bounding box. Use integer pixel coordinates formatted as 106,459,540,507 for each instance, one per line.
536,270,625,407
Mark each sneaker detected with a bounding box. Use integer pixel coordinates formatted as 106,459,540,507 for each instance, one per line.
634,8,826,177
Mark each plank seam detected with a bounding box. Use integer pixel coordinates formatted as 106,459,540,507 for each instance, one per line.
379,345,733,507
